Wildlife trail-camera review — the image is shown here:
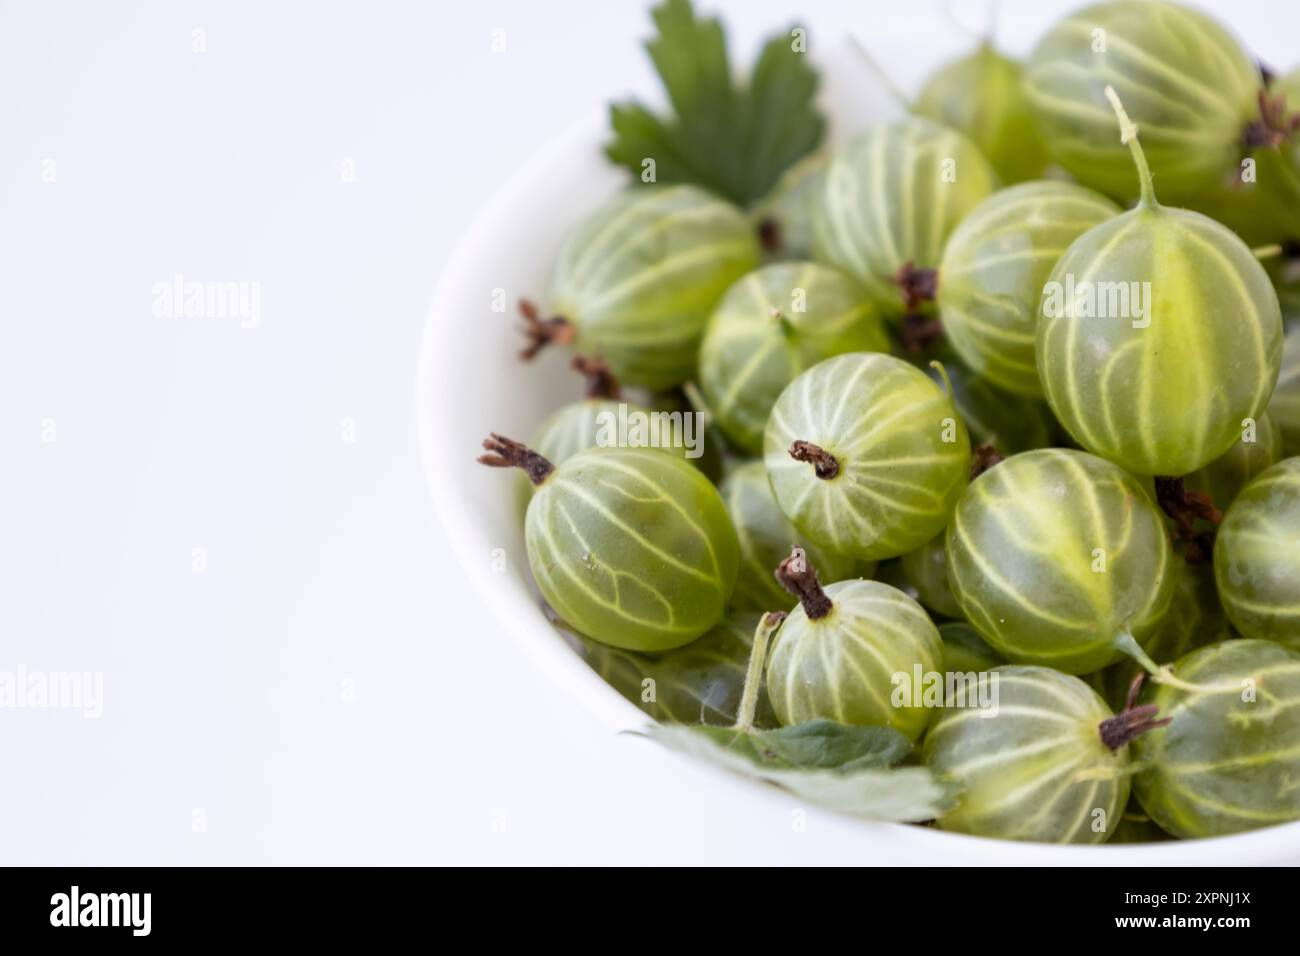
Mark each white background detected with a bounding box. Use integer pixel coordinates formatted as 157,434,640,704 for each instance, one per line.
2,0,1294,865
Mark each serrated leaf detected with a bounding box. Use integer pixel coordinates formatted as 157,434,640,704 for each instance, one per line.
640,723,959,823
604,0,824,206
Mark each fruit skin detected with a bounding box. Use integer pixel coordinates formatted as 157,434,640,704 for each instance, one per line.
902,533,963,619
1036,204,1283,476
548,185,760,390
526,447,739,652
1023,1,1259,205
720,461,863,613
1182,412,1282,510
764,353,971,561
698,263,888,454
925,361,1056,455
811,118,999,315
575,612,778,728
765,580,942,740
914,44,1050,185
937,181,1120,398
925,665,1128,844
750,153,827,261
945,449,1175,674
1091,560,1233,712
1267,324,1300,455
1132,640,1300,839
938,622,1005,674
1213,458,1300,649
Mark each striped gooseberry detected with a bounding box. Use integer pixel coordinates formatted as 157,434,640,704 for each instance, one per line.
901,533,962,619
924,360,1056,455
938,621,1004,674
1213,457,1300,648
1181,412,1282,511
521,185,760,390
914,43,1050,185
1036,87,1283,476
924,665,1154,843
1267,324,1300,455
479,436,738,652
936,181,1120,398
1132,640,1300,838
764,352,971,561
764,548,942,740
719,460,862,613
945,448,1176,675
575,611,777,728
811,118,999,318
698,262,888,454
750,153,827,260
1022,1,1262,205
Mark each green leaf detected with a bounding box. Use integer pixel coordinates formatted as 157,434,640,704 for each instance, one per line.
605,0,824,206
639,722,959,823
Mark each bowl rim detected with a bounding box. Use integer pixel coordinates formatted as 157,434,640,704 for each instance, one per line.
416,110,1300,865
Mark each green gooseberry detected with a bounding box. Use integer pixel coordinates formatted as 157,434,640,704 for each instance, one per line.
575,611,777,728
1036,88,1283,476
750,153,827,260
698,262,889,454
1213,458,1300,649
1091,560,1233,712
945,448,1175,675
1109,796,1175,844
1023,1,1262,205
925,361,1056,455
901,533,962,619
914,43,1050,185
938,622,1005,674
479,436,738,651
924,665,1139,843
525,185,760,390
1267,324,1300,454
1246,67,1300,241
764,353,971,561
764,549,942,741
1132,640,1300,838
1182,412,1282,510
719,460,864,613
937,181,1120,398
811,118,999,317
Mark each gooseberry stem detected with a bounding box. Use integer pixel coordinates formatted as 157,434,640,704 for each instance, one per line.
1103,85,1159,210
518,299,576,360
1253,244,1284,261
1097,673,1171,751
1112,630,1235,695
970,443,1004,479
733,611,787,733
789,440,839,479
928,360,955,399
1153,475,1221,564
681,381,715,429
478,433,555,485
572,354,620,400
775,547,834,619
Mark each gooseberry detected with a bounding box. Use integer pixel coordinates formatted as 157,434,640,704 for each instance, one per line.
1213,457,1300,649
522,185,760,390
719,460,862,613
945,448,1175,675
914,43,1050,185
1036,87,1283,476
750,153,827,260
901,533,962,619
811,118,999,317
938,621,1004,674
1132,639,1300,838
1023,1,1262,205
1267,324,1300,455
937,181,1120,398
698,262,888,454
764,548,942,740
924,360,1056,455
479,435,738,651
924,665,1151,843
764,353,971,561
1182,412,1282,510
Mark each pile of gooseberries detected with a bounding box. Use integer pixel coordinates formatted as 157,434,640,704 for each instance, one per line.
473,0,1300,845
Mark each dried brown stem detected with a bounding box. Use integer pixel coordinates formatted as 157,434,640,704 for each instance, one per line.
571,355,620,400
477,433,555,486
894,262,940,313
789,440,839,479
970,443,1004,479
1244,88,1300,149
518,299,576,360
774,547,833,620
757,218,782,253
1154,476,1222,564
1098,673,1171,751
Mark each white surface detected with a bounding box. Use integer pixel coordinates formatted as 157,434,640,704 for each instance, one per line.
3,0,1298,865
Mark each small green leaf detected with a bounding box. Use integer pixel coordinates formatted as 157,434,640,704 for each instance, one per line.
605,0,824,206
639,722,959,823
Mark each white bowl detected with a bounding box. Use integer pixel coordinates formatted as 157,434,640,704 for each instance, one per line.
417,56,1300,866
